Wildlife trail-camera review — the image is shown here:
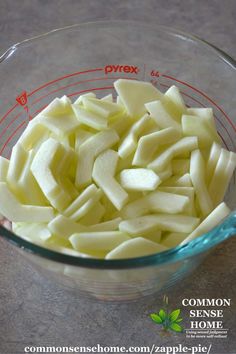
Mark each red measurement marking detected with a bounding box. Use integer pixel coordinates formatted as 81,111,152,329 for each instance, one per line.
67,86,115,98
31,76,136,106
162,74,236,133
150,70,161,77
104,65,139,75
0,103,18,124
16,91,28,106
0,121,26,155
29,68,103,97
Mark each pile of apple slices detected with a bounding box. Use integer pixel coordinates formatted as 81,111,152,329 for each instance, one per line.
0,79,235,259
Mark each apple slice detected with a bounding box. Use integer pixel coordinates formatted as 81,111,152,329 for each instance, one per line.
118,113,150,159
105,237,167,259
181,202,231,245
119,168,161,191
145,100,182,132
164,85,186,118
206,142,222,184
121,191,189,219
161,173,192,187
159,186,195,216
182,114,218,148
0,182,54,222
209,148,236,206
161,232,188,248
119,214,200,235
72,105,108,130
190,149,213,217
79,201,105,226
69,231,130,253
114,79,163,117
171,159,190,175
81,96,121,118
101,93,113,102
74,92,96,105
13,222,52,242
48,214,87,239
76,129,119,188
148,137,198,172
132,127,181,166
92,149,129,210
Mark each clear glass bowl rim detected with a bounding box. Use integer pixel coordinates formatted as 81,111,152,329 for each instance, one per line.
0,20,235,269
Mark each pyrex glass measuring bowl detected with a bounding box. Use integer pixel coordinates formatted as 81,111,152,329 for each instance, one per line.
0,21,236,301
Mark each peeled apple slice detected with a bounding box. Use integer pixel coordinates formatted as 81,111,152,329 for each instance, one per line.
0,182,54,222
17,119,50,151
13,222,52,242
92,149,129,210
206,142,222,184
31,138,74,211
161,173,192,187
145,100,181,132
48,215,87,239
118,113,150,159
208,149,236,206
182,114,218,148
119,214,200,235
74,92,96,105
190,149,213,217
101,93,113,102
171,159,190,175
76,129,119,188
72,105,108,131
79,201,105,226
114,79,163,117
148,137,198,172
69,231,130,253
120,191,189,219
159,187,195,216
161,232,188,248
105,237,167,260
119,168,161,191
187,107,221,144
181,202,231,245
132,127,181,166
164,85,186,117
81,96,121,118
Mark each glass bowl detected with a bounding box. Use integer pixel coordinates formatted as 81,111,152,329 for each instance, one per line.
0,21,236,301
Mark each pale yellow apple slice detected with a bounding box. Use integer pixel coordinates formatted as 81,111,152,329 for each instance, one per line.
76,129,119,188
159,186,195,216
79,201,105,226
121,191,189,219
63,185,102,221
13,222,52,242
81,96,121,118
48,214,87,239
17,119,50,151
209,149,236,206
74,92,96,105
182,114,218,148
0,182,54,222
132,127,181,166
72,105,108,130
109,113,133,137
145,100,182,132
161,173,192,187
119,168,161,191
89,217,122,232
75,128,94,151
119,214,200,235
105,237,167,259
118,113,150,159
31,138,74,211
164,85,186,117
206,142,222,184
186,107,221,144
92,149,129,210
101,93,113,102
161,232,188,248
69,231,130,253
148,137,198,172
114,79,163,117
171,159,190,175
190,149,213,217
181,202,231,245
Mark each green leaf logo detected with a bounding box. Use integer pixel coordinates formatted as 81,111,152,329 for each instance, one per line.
150,297,184,333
